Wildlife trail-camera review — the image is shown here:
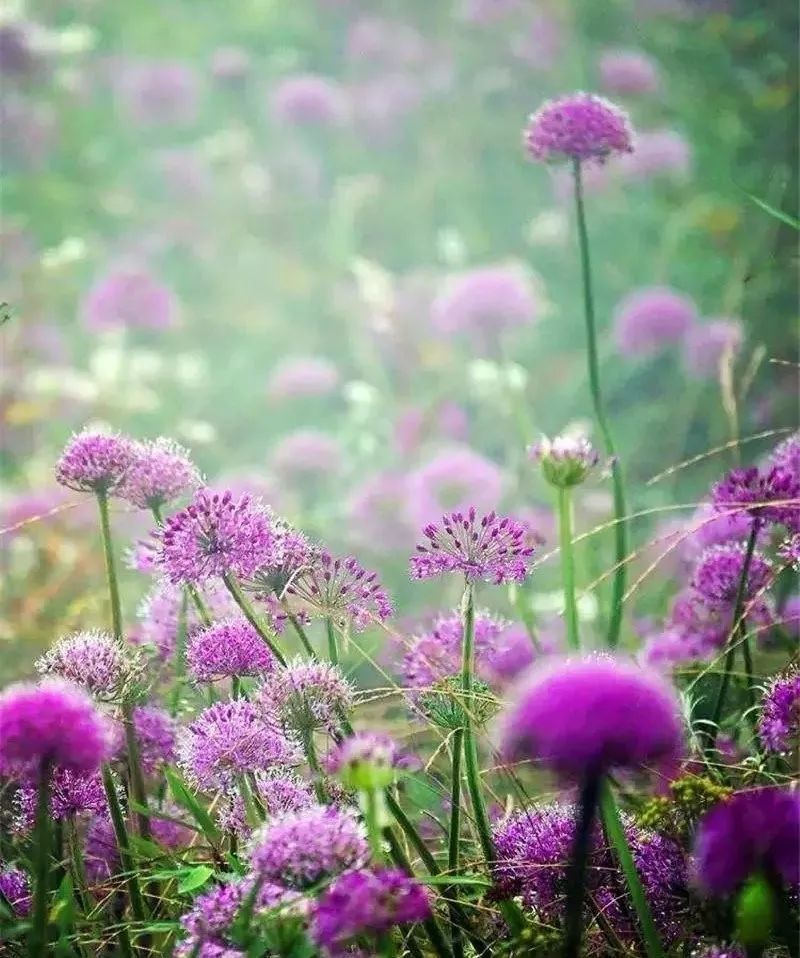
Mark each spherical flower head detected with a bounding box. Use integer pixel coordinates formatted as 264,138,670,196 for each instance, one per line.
85,815,119,884
256,770,316,816
683,318,743,379
118,437,201,510
712,465,800,529
410,507,535,584
770,430,800,478
431,264,540,336
256,659,354,734
159,488,283,585
130,705,177,775
497,656,683,781
613,287,697,358
270,73,348,127
598,49,660,96
249,804,368,888
403,446,504,529
55,429,135,494
177,699,300,791
267,356,340,401
187,618,276,683
682,502,759,561
311,867,431,952
528,433,600,488
694,787,800,895
524,92,633,165
325,732,400,790
758,670,800,753
0,679,111,778
35,630,144,701
0,866,30,916
283,550,392,631
81,266,177,332
691,543,773,611
14,768,108,830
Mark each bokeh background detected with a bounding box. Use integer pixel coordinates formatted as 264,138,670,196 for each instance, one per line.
2,0,798,680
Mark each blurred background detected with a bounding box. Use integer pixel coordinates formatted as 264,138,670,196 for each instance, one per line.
2,0,798,679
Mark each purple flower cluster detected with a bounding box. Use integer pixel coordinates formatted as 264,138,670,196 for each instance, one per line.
613,286,697,358
524,92,634,165
14,768,107,830
55,429,135,494
758,670,800,753
256,659,353,734
712,465,800,530
528,433,600,487
118,437,201,510
186,618,276,683
410,508,535,584
598,49,660,96
267,356,340,400
691,543,773,612
128,705,177,775
35,630,143,700
81,266,177,332
0,866,30,916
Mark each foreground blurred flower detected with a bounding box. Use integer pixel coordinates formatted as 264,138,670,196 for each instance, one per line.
616,128,692,181
311,867,431,953
431,264,540,337
410,507,535,584
81,266,177,332
55,428,135,494
529,433,599,488
758,670,800,753
325,732,400,790
118,437,201,512
36,630,144,701
256,659,354,734
598,49,660,96
613,286,697,358
524,92,633,165
271,430,341,478
119,705,177,775
187,618,277,683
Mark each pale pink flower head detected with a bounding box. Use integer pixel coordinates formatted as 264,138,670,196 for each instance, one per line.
616,129,692,181
81,265,177,332
266,356,340,401
613,286,698,357
598,50,661,96
117,60,200,127
271,431,341,478
432,264,539,336
270,74,348,127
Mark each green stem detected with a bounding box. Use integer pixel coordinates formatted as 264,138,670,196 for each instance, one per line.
169,591,189,717
231,676,242,699
122,701,150,839
29,762,52,958
96,490,123,641
563,774,601,958
448,728,465,958
385,791,441,876
187,584,212,627
572,158,628,649
101,765,146,926
302,729,327,803
285,607,317,659
222,572,287,666
599,780,666,958
326,617,339,664
557,485,580,650
364,788,385,862
67,818,90,917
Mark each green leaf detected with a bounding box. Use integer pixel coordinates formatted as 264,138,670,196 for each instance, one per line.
178,865,215,895
165,767,221,843
418,874,491,888
743,190,800,230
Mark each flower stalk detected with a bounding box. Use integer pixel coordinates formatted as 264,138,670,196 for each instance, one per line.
557,485,580,650
29,761,52,958
222,572,287,666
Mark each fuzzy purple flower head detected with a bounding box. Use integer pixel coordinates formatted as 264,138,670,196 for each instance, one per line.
497,656,683,781
126,705,177,775
770,430,800,478
118,60,200,128
311,867,431,953
694,787,800,895
0,867,30,916
524,92,634,165
187,618,276,683
616,128,692,181
410,507,535,584
270,73,348,127
613,287,697,358
431,264,540,336
759,670,800,753
249,804,368,888
55,429,135,494
35,630,144,701
0,679,111,778
598,49,661,96
714,465,800,530
691,542,773,611
81,266,177,332
256,659,354,734
118,437,201,511
779,533,800,569
14,768,108,831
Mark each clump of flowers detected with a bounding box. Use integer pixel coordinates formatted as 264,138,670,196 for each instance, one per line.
35,631,144,701
186,618,277,683
118,437,201,511
14,769,108,830
712,465,800,530
55,429,135,494
524,92,634,164
612,286,697,358
0,866,30,916
758,670,800,753
256,659,354,734
691,543,773,613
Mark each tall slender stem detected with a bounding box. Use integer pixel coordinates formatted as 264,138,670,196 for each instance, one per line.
284,606,317,659
222,572,287,666
67,818,90,917
302,728,327,803
447,727,465,958
97,490,124,641
599,780,666,958
326,617,339,665
101,765,147,925
29,762,51,958
562,774,601,958
557,485,580,650
170,591,189,717
572,158,628,649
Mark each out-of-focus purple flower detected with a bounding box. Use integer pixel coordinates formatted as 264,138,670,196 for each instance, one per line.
130,705,177,775
0,679,111,779
56,429,135,494
209,46,251,85
616,128,692,180
613,286,697,357
694,787,800,895
640,626,712,671
682,502,761,561
770,430,800,477
598,49,661,95
497,656,683,781
410,508,535,584
691,543,773,611
712,466,800,529
350,72,423,141
87,809,192,885
780,595,800,636
486,622,559,685
35,630,143,701
0,866,30,916
81,266,177,332
758,670,800,753
14,768,107,831
311,867,431,952
524,92,634,165
510,12,563,72
283,550,392,630
513,505,557,547
117,60,200,127
403,447,504,530
256,659,353,734
345,16,426,66
0,23,40,78
266,356,340,401
529,432,600,487
689,947,744,958
347,471,414,553
158,489,283,585
432,264,540,336
270,73,348,127
118,438,201,511
249,804,368,888
177,699,299,791
683,318,743,379
126,530,162,575
0,486,75,540
325,732,400,789
187,618,276,683
271,430,341,478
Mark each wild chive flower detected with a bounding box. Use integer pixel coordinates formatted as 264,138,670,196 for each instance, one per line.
712,466,800,529
266,356,340,400
598,49,660,96
283,550,392,630
186,618,277,683
497,656,683,781
177,699,300,791
255,659,354,734
311,867,431,952
691,543,773,611
81,266,177,332
0,866,30,916
529,433,600,487
524,92,634,165
403,447,504,529
118,60,200,128
682,502,762,560
0,679,111,779
431,264,540,336
694,787,800,895
325,732,400,789
55,429,135,494
758,670,800,753
612,287,697,358
118,437,201,510
410,507,535,584
158,488,283,585
682,318,743,379
779,533,800,568
35,630,144,701
14,769,108,831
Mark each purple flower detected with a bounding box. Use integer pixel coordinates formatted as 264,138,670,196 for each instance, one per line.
86,809,192,884
598,49,661,96
780,595,800,637
118,438,201,510
0,24,40,79
0,679,111,779
177,699,300,791
158,489,283,585
431,264,540,336
256,659,354,734
524,92,634,165
249,805,368,888
14,768,107,831
528,433,600,487
682,502,760,561
779,533,800,568
283,550,392,630
270,73,348,127
35,630,143,700
187,618,277,683
0,866,30,916
256,770,316,816
759,671,800,753
712,466,800,529
694,787,800,895
616,128,692,181
410,508,535,584
271,430,341,478
55,429,135,494
691,543,773,611
682,318,743,379
311,867,431,952
118,60,200,127
689,948,744,958
497,656,683,781
81,266,177,332
770,430,800,477
613,287,697,357
403,446,504,529
129,705,177,775
266,356,340,400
